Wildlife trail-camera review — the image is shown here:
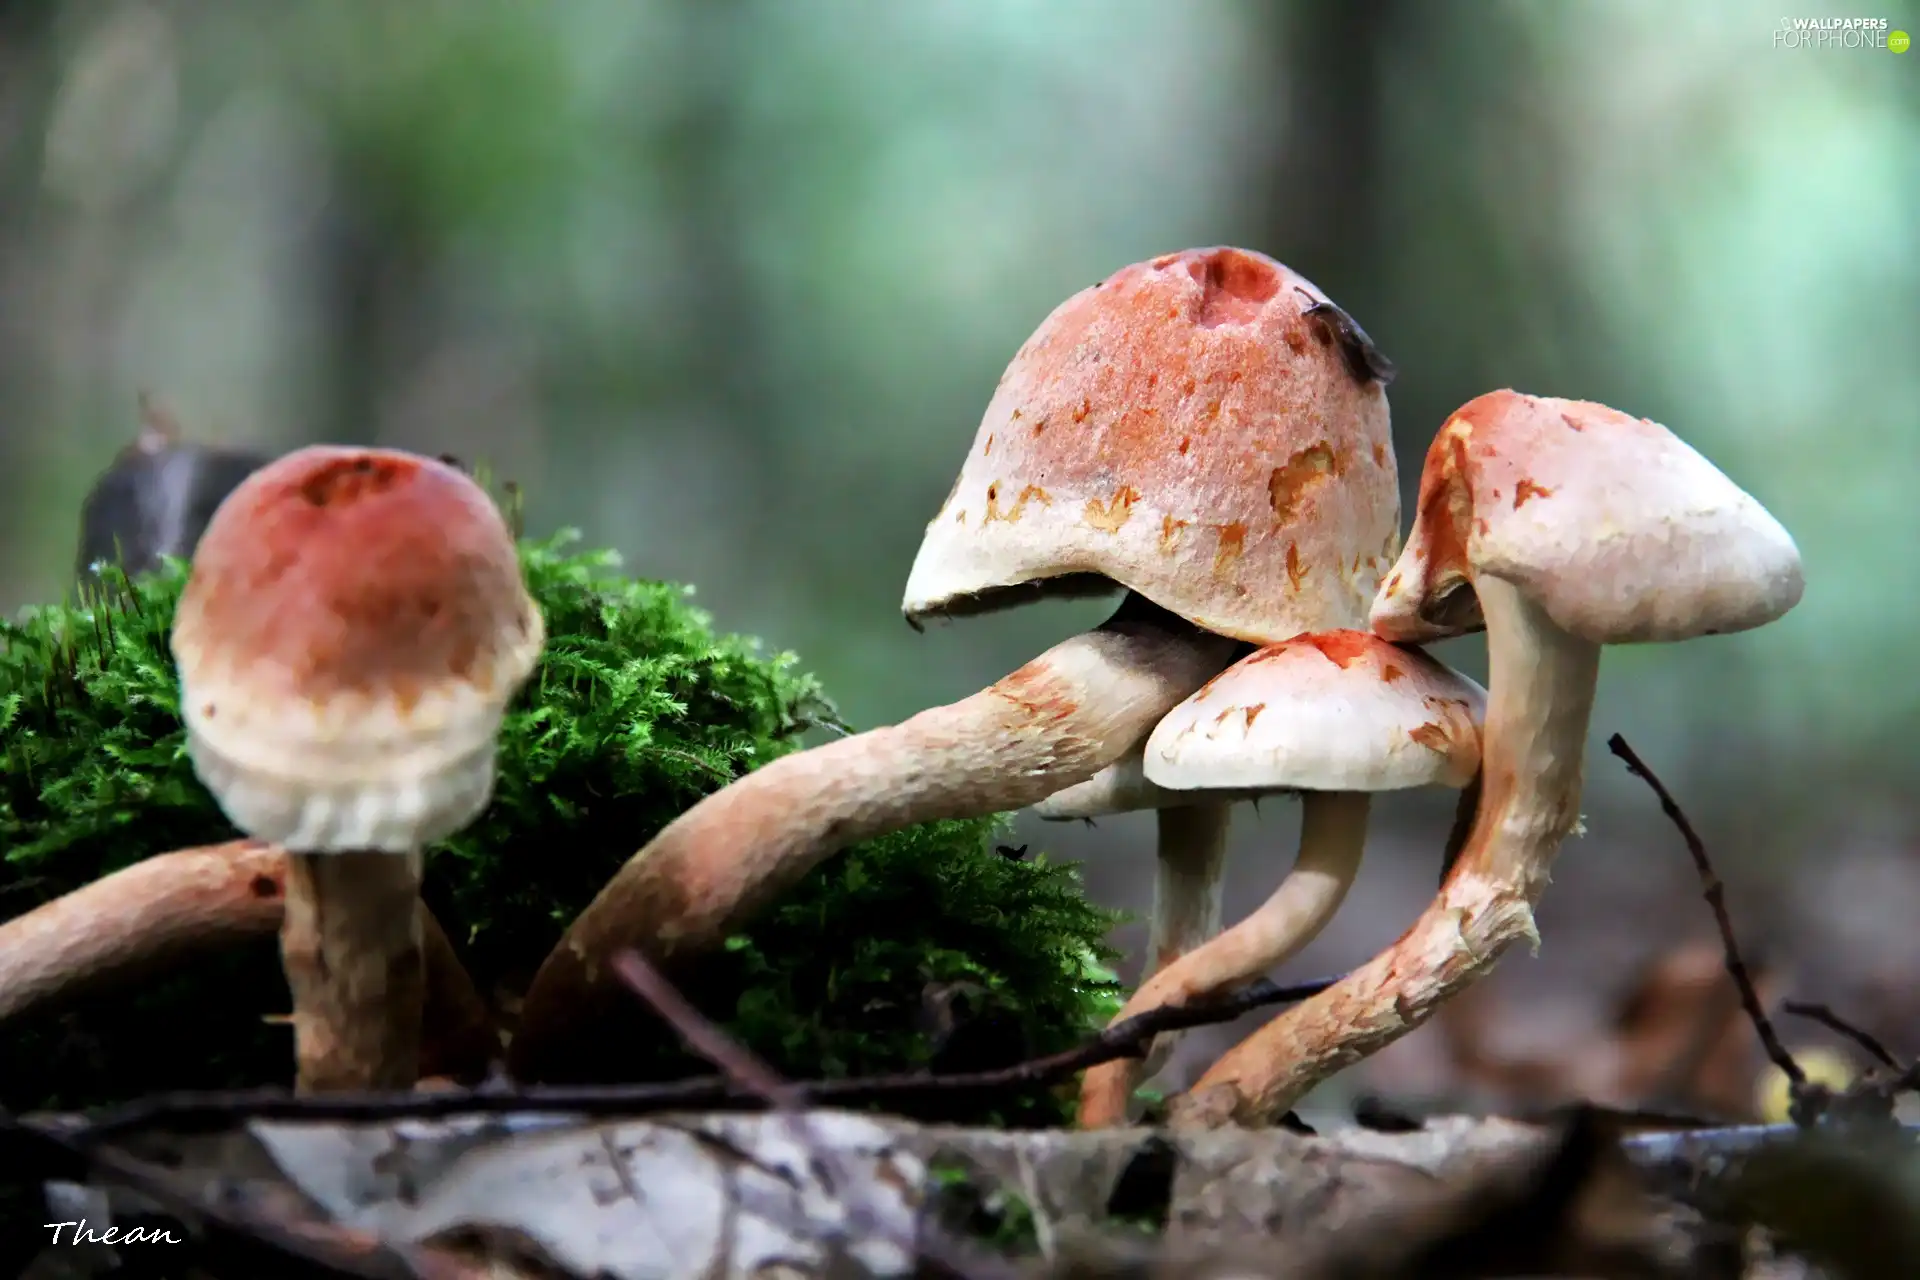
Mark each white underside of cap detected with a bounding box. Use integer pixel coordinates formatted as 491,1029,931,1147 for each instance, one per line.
185,726,499,853
179,675,512,854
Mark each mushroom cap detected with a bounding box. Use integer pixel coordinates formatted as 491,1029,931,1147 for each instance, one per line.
171,447,544,853
901,247,1401,645
1141,630,1486,793
1372,392,1805,646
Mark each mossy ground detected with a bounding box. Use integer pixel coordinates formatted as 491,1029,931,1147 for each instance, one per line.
0,532,1123,1125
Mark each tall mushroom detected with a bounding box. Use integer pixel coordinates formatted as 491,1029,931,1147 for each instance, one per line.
511,247,1401,1080
1040,631,1485,1127
1168,390,1805,1127
172,447,542,1092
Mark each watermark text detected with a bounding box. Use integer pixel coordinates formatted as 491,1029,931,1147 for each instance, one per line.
1774,17,1907,50
45,1219,183,1246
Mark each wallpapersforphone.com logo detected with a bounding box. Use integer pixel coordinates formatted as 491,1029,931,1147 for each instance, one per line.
1774,17,1908,50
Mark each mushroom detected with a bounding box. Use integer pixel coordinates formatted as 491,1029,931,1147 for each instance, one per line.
1168,390,1805,1127
0,841,502,1082
510,247,1402,1080
171,447,542,1092
1042,630,1485,1127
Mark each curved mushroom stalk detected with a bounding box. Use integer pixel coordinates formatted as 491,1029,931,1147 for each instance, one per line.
1070,629,1486,1128
1044,630,1486,1129
1079,791,1368,1127
0,842,500,1082
1172,579,1591,1124
0,841,283,1022
1172,578,1590,1124
508,595,1242,1082
1169,392,1805,1127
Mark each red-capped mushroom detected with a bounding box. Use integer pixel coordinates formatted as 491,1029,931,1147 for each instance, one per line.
1171,391,1805,1127
1046,631,1485,1127
511,248,1402,1080
171,447,542,1092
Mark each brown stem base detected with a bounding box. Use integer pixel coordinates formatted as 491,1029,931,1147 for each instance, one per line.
281,850,425,1093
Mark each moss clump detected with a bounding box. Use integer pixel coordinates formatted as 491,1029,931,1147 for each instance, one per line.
0,532,1121,1123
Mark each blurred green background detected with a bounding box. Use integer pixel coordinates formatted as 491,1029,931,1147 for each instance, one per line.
1,0,1914,1103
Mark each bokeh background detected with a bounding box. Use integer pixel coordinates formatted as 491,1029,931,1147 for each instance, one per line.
2,0,1915,1113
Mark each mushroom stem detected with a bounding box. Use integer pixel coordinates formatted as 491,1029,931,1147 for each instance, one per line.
1145,804,1233,977
1080,790,1370,1127
1134,802,1232,1083
280,849,426,1093
509,594,1242,1082
0,840,282,1022
1169,576,1599,1126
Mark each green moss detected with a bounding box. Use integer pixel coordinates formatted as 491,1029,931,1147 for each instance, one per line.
0,532,1121,1122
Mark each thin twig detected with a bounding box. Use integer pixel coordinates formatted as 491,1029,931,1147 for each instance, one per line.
611,949,1014,1280
1781,1001,1902,1070
610,951,798,1104
1606,733,1804,1089
71,973,1339,1140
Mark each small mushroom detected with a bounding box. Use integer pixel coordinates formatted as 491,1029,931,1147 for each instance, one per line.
1050,630,1485,1127
511,247,1401,1080
172,447,542,1092
1171,390,1804,1127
